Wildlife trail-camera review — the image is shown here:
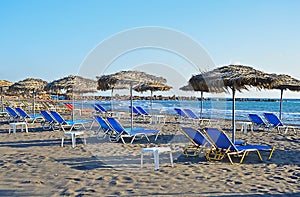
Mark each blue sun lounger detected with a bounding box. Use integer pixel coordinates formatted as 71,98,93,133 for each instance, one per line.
181,127,214,157
50,111,92,132
184,108,211,125
106,117,160,144
6,107,20,122
129,106,151,121
136,106,150,116
40,110,59,130
92,115,114,140
15,107,44,123
263,112,296,134
204,127,274,164
248,114,269,130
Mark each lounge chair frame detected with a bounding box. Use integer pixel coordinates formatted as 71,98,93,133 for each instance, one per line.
204,127,274,164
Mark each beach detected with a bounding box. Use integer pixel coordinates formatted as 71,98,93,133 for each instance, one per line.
0,111,299,196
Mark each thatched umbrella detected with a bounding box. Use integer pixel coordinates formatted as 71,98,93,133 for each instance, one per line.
45,75,97,95
0,80,13,111
97,70,167,130
133,82,172,113
269,74,300,119
189,65,274,142
45,75,97,119
8,78,48,115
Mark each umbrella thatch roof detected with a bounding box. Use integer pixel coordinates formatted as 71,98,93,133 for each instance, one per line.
270,74,300,91
97,70,167,91
189,65,275,93
0,80,13,88
8,78,48,93
179,84,194,92
133,82,172,93
45,75,97,94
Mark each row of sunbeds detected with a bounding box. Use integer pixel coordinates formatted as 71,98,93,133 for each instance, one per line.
181,127,275,164
5,106,160,145
248,113,296,134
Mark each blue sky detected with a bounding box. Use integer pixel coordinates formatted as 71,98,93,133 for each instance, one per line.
1,0,300,98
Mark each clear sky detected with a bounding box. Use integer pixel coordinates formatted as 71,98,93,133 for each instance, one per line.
1,0,300,98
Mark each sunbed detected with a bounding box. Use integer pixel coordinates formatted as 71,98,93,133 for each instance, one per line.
5,107,20,122
92,115,114,140
40,110,59,130
15,107,44,123
263,112,296,134
50,111,92,132
248,114,269,130
181,127,214,157
204,127,274,164
183,108,211,125
106,117,160,144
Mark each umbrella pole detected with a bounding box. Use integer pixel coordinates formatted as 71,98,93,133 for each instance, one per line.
200,91,203,120
150,90,153,114
111,88,114,111
130,84,133,131
279,89,283,120
72,92,74,121
232,88,236,143
0,88,3,112
33,90,35,115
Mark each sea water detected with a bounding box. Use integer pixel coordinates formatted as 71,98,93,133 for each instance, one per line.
75,99,300,125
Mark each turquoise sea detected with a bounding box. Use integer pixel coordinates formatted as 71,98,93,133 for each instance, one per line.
78,98,300,125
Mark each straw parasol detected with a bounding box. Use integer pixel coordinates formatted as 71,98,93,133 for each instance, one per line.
269,74,300,119
189,65,274,142
8,78,48,114
133,82,172,112
0,80,13,111
45,75,97,120
45,75,97,95
97,70,167,130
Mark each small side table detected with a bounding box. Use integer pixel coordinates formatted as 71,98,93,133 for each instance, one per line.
9,122,28,134
61,131,86,148
150,115,166,124
236,121,253,134
141,147,174,170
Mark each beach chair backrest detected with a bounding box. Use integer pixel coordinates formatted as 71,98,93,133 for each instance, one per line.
6,107,19,118
94,116,112,132
181,127,212,147
92,104,102,113
40,110,55,123
136,106,149,115
204,128,237,151
248,114,265,125
174,108,188,118
95,104,107,113
264,113,283,126
129,106,142,115
15,107,29,118
184,109,198,119
50,111,67,124
106,117,126,134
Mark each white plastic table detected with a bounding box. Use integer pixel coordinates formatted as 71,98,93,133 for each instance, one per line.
150,115,166,124
141,147,174,170
61,131,86,148
9,122,28,134
236,121,253,134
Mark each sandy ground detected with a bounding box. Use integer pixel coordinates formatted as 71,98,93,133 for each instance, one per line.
0,113,300,196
